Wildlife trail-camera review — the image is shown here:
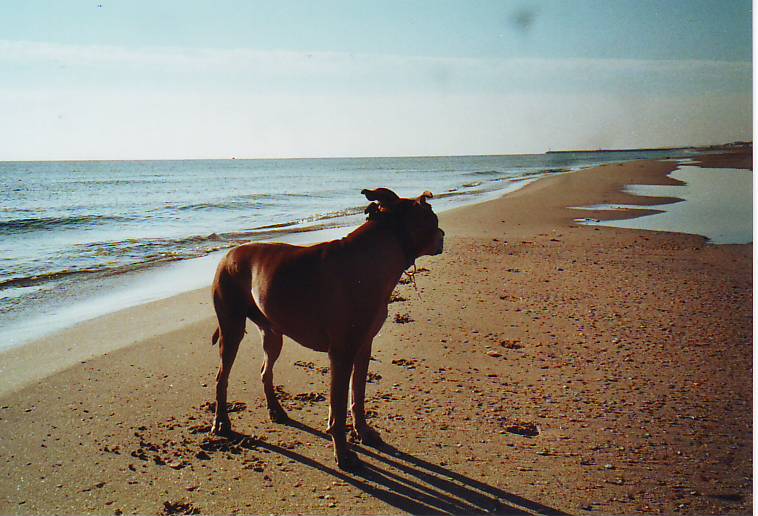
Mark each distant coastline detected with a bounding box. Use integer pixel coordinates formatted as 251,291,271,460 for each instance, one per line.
546,141,752,155
3,142,752,164
546,146,693,154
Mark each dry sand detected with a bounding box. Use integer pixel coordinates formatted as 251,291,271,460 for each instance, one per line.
0,150,752,515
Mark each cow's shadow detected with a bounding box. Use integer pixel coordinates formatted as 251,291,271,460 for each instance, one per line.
221,420,569,515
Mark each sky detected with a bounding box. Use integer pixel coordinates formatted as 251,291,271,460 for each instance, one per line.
0,0,752,160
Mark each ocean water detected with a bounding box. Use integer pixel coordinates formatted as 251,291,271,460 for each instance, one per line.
577,165,753,244
0,149,694,348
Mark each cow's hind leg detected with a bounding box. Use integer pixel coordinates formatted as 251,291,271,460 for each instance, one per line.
211,313,245,435
260,329,289,423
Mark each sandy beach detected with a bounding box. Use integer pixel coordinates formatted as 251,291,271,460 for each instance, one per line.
0,150,751,515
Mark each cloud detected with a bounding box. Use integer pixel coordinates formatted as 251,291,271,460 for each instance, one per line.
0,39,750,97
0,40,751,159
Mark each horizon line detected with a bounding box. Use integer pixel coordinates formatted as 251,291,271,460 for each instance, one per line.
0,143,740,164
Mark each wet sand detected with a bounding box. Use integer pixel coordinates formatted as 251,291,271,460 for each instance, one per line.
0,150,752,515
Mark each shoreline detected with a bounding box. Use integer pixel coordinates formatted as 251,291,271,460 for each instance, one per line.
0,147,701,351
0,155,685,387
0,174,547,396
0,174,547,352
0,150,751,515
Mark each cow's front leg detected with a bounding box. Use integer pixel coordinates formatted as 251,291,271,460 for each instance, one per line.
350,339,383,447
327,351,361,470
